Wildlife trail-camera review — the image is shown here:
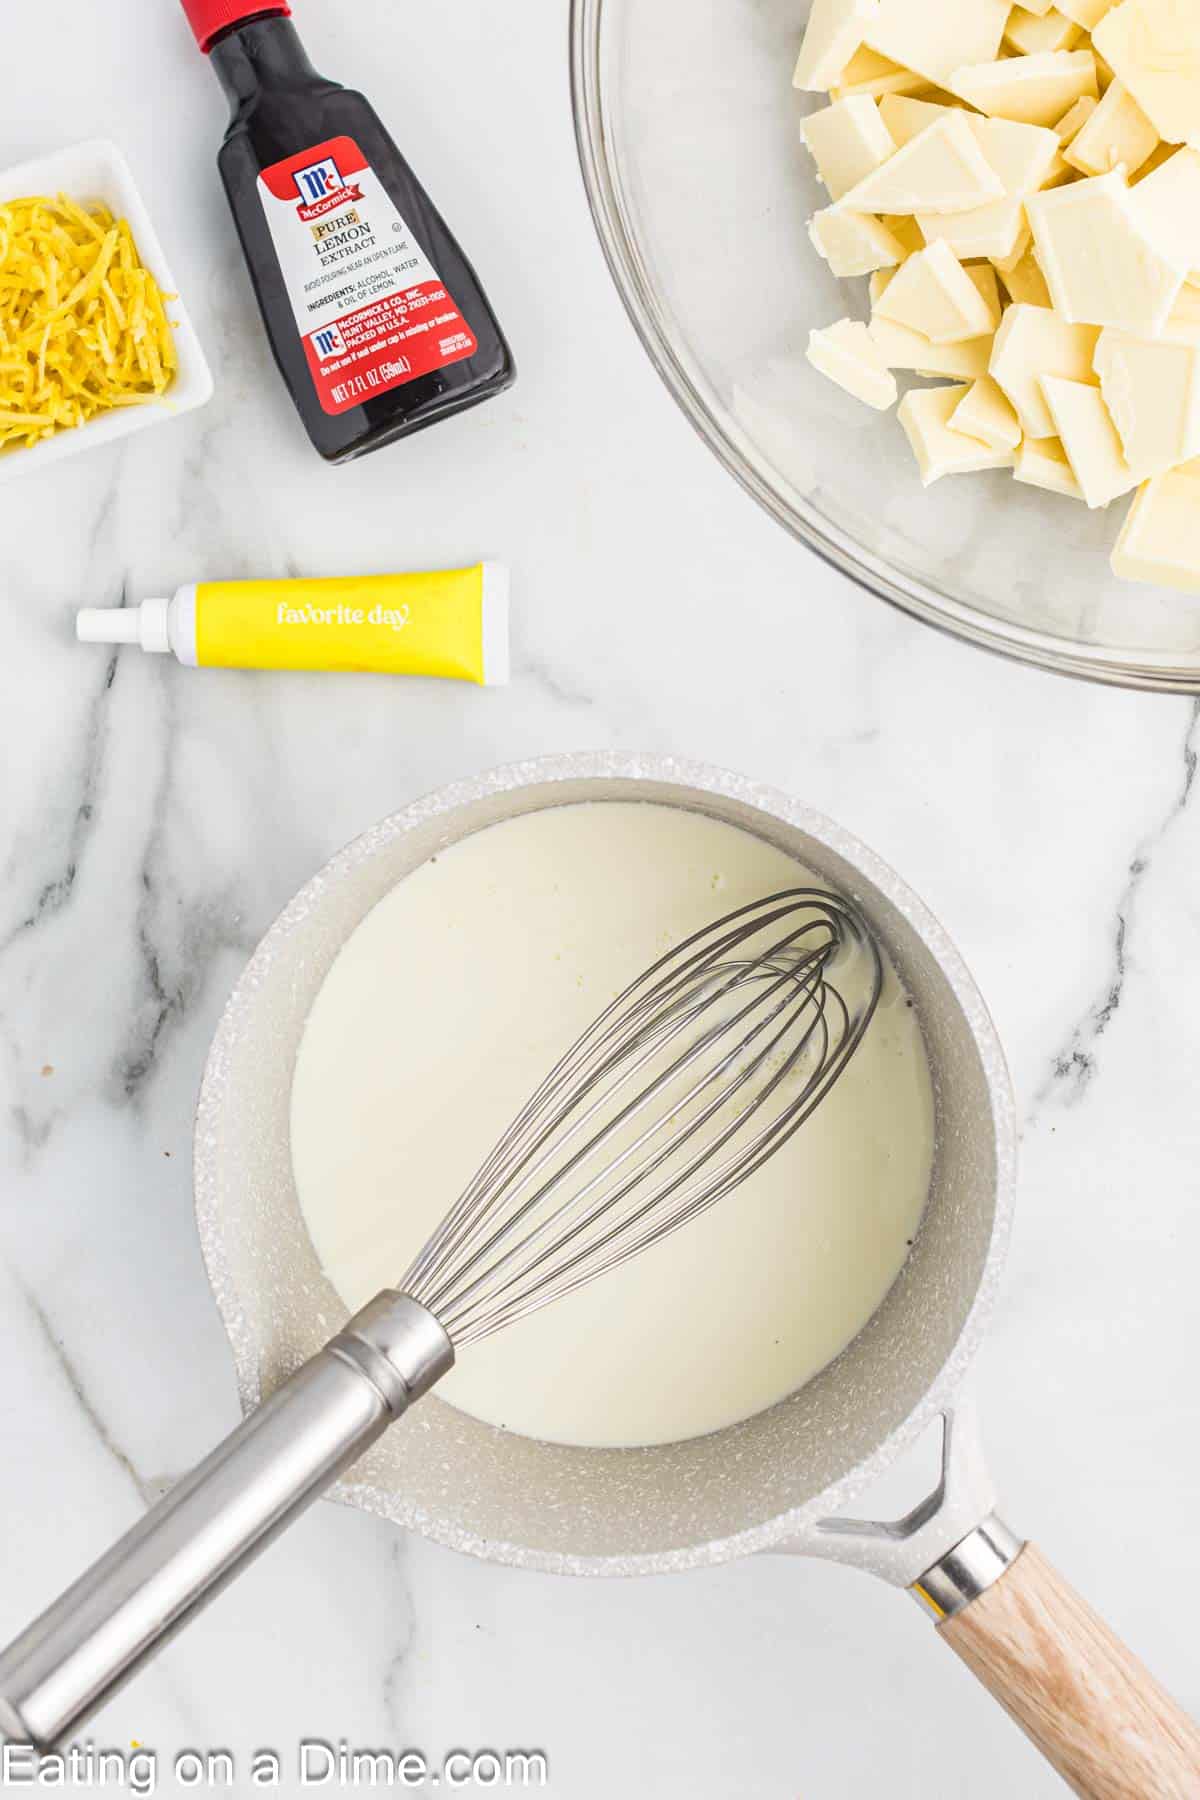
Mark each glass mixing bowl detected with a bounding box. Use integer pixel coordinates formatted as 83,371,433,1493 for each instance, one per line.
570,0,1200,690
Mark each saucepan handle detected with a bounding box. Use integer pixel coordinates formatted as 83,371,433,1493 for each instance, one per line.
0,1293,452,1753
927,1535,1200,1799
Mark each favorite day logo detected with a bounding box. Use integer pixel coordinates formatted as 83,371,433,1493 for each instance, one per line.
293,154,364,222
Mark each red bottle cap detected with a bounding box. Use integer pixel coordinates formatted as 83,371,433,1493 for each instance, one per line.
180,0,291,52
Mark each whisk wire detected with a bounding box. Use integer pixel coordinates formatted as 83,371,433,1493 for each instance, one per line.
406,898,836,1296
424,946,823,1319
433,956,827,1334
444,973,868,1343
442,987,837,1341
401,888,884,1346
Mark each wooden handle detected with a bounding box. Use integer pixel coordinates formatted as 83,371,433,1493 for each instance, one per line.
940,1543,1200,1799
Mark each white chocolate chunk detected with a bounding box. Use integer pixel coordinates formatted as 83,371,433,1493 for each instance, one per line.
1063,79,1159,175
1005,7,1082,55
838,112,1004,214
898,384,1015,481
1040,374,1141,504
1093,329,1200,473
966,262,1005,328
950,374,1024,447
787,0,1200,591
869,311,995,377
990,302,1101,436
995,244,1054,306
877,95,954,147
1014,433,1086,494
918,114,1061,259
1128,142,1180,184
801,97,898,200
1038,149,1076,187
972,114,1066,189
1130,148,1200,282
809,207,907,276
951,50,1099,125
992,218,1035,272
1026,169,1183,333
869,267,896,307
1161,284,1200,346
807,319,899,410
1055,0,1116,25
1094,47,1117,92
882,214,927,255
794,0,881,92
1093,0,1200,150
831,47,930,100
919,200,1027,261
866,0,1009,89
1111,459,1200,590
1054,94,1099,142
874,241,998,341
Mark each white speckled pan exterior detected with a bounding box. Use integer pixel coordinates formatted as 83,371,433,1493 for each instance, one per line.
194,755,1016,1579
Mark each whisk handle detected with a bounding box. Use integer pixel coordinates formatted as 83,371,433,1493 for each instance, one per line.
0,1293,452,1752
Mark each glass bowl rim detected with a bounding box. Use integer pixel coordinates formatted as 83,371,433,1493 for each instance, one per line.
568,0,1200,695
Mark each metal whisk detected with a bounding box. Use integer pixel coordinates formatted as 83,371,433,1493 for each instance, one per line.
404,888,881,1343
0,890,881,1752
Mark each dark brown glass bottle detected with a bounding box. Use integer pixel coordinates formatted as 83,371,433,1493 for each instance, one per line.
183,2,515,463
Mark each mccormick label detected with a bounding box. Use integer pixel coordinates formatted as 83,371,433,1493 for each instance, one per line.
257,136,477,415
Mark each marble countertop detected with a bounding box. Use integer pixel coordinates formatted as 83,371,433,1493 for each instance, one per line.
1,3,1197,1796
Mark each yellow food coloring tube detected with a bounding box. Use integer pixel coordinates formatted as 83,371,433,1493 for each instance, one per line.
76,563,507,684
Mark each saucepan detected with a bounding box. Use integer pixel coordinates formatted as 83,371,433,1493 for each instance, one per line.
3,755,1197,1796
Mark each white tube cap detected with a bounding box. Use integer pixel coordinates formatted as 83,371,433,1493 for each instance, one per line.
77,599,171,654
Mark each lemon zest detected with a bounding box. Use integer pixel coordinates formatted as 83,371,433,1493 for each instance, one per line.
0,194,177,452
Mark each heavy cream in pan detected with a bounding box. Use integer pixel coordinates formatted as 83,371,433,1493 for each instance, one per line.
291,803,934,1448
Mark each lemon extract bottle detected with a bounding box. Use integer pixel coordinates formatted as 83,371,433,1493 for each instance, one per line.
180,1,515,462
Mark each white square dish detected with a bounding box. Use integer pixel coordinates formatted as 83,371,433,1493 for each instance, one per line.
0,137,214,484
